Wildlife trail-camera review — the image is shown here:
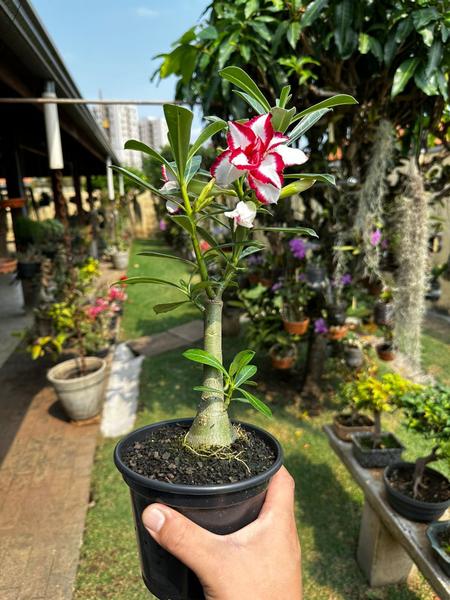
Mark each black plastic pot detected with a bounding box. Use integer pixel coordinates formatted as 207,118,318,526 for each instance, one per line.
427,521,450,576
384,462,450,523
17,261,40,279
305,264,327,291
352,432,404,468
425,279,441,302
328,302,347,326
374,301,394,327
114,418,283,600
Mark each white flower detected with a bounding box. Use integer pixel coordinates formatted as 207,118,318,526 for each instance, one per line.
224,201,257,230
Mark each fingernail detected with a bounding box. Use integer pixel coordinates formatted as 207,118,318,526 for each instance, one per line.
144,507,165,533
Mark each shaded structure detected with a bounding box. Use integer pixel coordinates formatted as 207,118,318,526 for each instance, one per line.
0,0,120,249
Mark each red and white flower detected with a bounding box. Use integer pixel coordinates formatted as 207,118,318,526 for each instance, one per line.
160,166,180,214
211,114,308,204
224,201,257,230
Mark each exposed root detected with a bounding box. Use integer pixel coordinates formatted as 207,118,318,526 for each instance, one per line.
181,427,251,474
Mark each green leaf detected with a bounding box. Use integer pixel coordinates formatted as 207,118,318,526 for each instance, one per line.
279,85,291,108
124,140,175,175
233,90,267,115
110,165,168,198
236,388,272,417
120,276,187,291
137,251,196,268
229,350,255,377
197,25,218,40
292,94,358,121
383,32,397,66
182,348,228,375
234,365,257,388
163,104,193,180
284,173,336,185
219,66,271,113
270,107,296,133
255,226,318,237
301,0,328,28
188,120,227,160
395,17,414,44
358,33,370,54
391,57,420,98
287,22,301,49
153,301,190,314
288,108,331,142
239,245,265,259
335,0,356,59
414,67,438,96
245,0,259,19
279,180,316,198
425,40,443,78
249,21,272,43
412,8,439,31
170,214,195,236
184,155,202,184
193,385,222,394
368,37,383,62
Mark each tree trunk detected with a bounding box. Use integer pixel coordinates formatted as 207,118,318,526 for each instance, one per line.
185,299,235,448
413,446,438,499
300,331,328,409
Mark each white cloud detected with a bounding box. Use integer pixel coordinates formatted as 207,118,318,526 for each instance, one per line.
135,7,159,18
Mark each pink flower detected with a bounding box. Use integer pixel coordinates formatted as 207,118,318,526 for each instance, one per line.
211,114,308,205
108,287,127,302
199,240,211,252
370,229,382,246
159,219,167,232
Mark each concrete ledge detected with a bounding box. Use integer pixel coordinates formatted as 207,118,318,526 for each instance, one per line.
127,320,203,357
324,425,449,597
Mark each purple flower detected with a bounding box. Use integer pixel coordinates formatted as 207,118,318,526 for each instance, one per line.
340,273,352,286
159,219,167,232
289,238,307,260
370,229,382,247
381,238,389,250
247,254,264,266
271,281,283,292
314,318,328,335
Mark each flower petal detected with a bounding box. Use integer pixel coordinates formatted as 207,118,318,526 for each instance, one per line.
227,121,255,151
230,149,254,170
161,165,177,183
160,181,178,193
225,201,257,230
248,175,280,205
267,132,289,150
166,199,179,214
211,149,242,186
272,145,308,167
246,114,274,147
250,153,284,188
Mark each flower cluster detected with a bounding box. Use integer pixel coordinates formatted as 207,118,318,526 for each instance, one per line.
289,238,307,260
86,286,127,320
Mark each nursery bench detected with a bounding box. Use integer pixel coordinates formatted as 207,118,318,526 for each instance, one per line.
323,425,450,598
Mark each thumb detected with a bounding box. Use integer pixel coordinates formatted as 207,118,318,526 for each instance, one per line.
142,503,222,574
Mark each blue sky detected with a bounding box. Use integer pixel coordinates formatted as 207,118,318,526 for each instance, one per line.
32,0,209,125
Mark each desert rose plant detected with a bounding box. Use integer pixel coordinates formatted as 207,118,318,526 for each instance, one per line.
114,67,357,449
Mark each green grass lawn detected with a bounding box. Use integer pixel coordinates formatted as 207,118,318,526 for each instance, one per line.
75,240,449,600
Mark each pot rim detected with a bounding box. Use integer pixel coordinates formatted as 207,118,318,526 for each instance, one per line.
47,356,106,384
114,417,283,496
333,413,374,427
352,431,405,452
384,461,450,508
427,521,450,563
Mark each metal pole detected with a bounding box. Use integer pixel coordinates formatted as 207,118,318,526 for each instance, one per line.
106,157,115,201
43,82,64,170
0,98,187,105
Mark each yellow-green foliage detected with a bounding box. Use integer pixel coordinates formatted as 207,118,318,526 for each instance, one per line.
342,371,421,415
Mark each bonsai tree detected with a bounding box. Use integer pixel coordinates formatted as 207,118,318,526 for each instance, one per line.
114,66,356,449
342,371,417,447
400,383,450,498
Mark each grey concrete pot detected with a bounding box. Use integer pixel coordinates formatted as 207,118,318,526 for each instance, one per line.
427,521,450,575
47,357,106,421
112,251,129,270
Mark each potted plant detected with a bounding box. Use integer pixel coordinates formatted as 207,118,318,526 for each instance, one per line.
16,245,42,279
425,264,446,302
350,372,416,468
280,270,312,335
112,237,129,270
112,67,356,599
342,332,365,369
374,288,394,327
333,375,375,442
426,521,450,576
268,333,298,370
376,328,396,361
384,383,450,522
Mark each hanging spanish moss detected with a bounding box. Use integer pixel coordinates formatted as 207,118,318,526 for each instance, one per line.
393,157,429,371
354,120,395,281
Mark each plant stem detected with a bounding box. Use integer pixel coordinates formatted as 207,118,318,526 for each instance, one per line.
373,410,381,448
413,446,439,499
185,299,235,448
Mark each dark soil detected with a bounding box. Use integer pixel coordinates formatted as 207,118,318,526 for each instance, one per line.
359,433,401,450
121,424,276,485
58,366,99,380
437,530,450,557
336,413,373,427
387,467,450,503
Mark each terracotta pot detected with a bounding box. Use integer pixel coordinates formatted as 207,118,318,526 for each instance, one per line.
260,277,273,288
269,345,297,370
0,257,18,274
283,317,310,336
328,325,348,341
1,197,25,210
362,277,383,297
377,343,395,361
248,273,260,285
333,414,375,442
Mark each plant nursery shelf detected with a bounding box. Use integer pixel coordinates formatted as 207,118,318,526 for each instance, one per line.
323,425,449,598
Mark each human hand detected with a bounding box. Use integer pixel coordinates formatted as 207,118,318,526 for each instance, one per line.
142,466,302,600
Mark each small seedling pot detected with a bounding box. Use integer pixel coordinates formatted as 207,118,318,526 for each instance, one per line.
112,250,129,270
344,346,364,369
114,418,283,600
332,414,375,442
327,325,348,341
283,317,310,336
426,521,450,576
352,431,404,468
376,342,395,361
47,357,106,421
384,462,450,523
269,344,297,370
17,261,40,279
